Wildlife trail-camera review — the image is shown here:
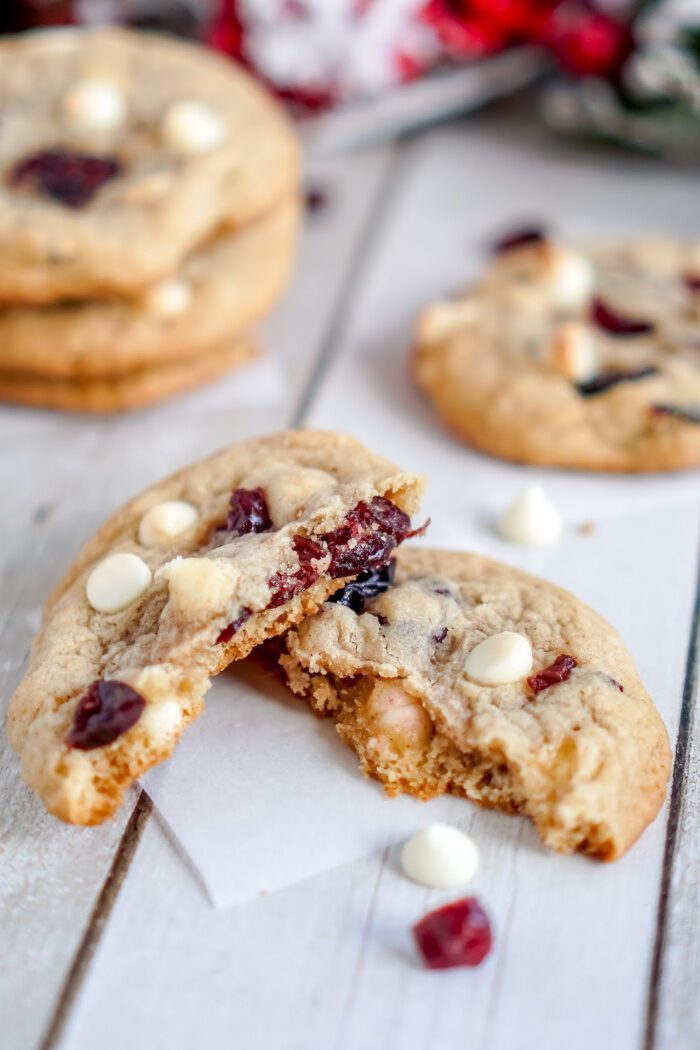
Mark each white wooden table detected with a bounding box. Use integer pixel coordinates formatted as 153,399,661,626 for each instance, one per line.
1,102,699,1050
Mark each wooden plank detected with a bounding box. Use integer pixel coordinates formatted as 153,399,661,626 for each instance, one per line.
58,110,700,1050
0,145,394,1050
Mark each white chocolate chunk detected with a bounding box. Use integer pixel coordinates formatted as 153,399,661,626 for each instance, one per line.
141,700,182,745
547,247,596,310
366,680,432,751
86,553,152,614
141,278,193,318
138,500,199,547
401,823,479,889
162,100,226,154
498,483,563,548
159,556,238,622
62,77,127,134
465,631,533,686
262,468,335,528
549,321,597,381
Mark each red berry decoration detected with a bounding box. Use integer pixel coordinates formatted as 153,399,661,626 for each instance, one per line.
216,607,252,644
324,497,414,577
528,653,577,694
546,4,633,79
10,149,121,209
591,299,654,337
413,897,493,970
67,680,145,750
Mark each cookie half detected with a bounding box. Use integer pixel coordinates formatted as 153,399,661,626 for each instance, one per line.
414,235,700,472
0,199,298,379
0,337,257,413
8,431,424,824
0,28,298,303
280,547,671,860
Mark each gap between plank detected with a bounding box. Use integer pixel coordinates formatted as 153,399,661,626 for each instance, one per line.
36,143,404,1050
37,793,152,1050
643,545,700,1050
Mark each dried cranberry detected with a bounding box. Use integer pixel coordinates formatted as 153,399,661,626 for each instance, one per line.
576,367,658,397
413,898,492,970
10,149,121,209
329,559,396,613
304,185,330,215
683,273,700,293
603,674,624,692
217,488,271,536
216,607,252,644
651,403,700,425
325,497,412,578
267,534,324,608
432,626,448,644
66,680,145,750
492,226,546,254
528,654,577,694
591,299,654,337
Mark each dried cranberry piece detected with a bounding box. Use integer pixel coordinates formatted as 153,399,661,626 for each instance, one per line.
66,680,145,750
304,185,330,215
591,299,654,337
432,626,448,644
216,607,252,644
10,149,121,209
492,226,546,254
329,559,396,613
651,403,700,425
218,488,271,536
413,897,492,970
528,654,577,694
576,366,658,397
603,674,624,692
683,273,700,293
267,534,324,608
325,497,412,578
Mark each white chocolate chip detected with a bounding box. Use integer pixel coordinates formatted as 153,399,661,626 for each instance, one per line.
497,483,563,548
401,823,479,889
141,278,193,318
161,100,226,155
549,321,597,381
547,248,596,310
138,500,199,546
141,700,182,744
86,552,152,614
62,77,127,134
158,556,238,622
465,631,533,686
366,679,433,752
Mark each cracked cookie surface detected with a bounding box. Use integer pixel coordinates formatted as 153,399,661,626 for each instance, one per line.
280,547,671,860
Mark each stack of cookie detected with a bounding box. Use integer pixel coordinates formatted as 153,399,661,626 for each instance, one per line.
0,29,299,412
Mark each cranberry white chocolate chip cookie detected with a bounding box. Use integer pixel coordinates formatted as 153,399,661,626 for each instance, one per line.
0,199,298,382
8,431,424,824
279,548,671,860
0,29,298,304
414,233,700,472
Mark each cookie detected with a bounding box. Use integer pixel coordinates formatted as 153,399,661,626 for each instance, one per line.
0,198,298,379
0,28,298,304
280,547,671,860
0,337,257,413
8,431,425,823
414,234,700,472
